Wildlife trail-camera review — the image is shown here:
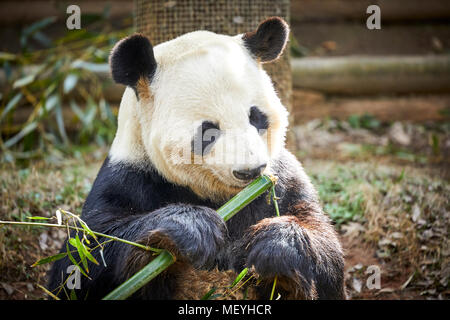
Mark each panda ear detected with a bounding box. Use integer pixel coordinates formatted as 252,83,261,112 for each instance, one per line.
109,34,157,87
242,17,289,63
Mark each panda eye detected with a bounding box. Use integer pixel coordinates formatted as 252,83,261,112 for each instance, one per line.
192,121,221,156
249,106,269,131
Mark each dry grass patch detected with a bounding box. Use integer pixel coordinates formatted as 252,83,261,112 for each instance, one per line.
304,159,449,299
0,156,103,299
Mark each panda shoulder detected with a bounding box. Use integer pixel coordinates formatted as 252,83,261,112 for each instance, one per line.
272,148,318,199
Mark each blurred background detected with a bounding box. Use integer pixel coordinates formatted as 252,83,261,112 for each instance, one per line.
0,0,448,300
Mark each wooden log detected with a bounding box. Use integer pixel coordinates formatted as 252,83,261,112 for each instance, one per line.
292,55,450,95
292,89,450,123
291,0,450,22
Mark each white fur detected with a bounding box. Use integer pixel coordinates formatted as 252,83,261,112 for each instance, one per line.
110,30,289,200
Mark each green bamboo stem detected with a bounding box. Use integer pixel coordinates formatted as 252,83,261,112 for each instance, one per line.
217,175,274,221
102,174,275,300
0,220,161,253
102,250,174,300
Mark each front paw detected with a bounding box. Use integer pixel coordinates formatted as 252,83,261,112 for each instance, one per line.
148,204,227,268
244,216,316,287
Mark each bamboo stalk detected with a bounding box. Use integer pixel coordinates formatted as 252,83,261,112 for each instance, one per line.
102,174,275,300
0,220,160,253
217,175,274,221
102,250,174,300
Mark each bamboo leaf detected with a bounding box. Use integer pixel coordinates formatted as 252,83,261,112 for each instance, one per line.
13,75,35,89
22,17,57,37
66,242,89,278
63,74,79,94
200,287,217,300
74,234,89,272
69,289,77,300
55,103,69,144
230,268,248,288
80,243,99,266
0,52,16,61
3,121,38,148
78,219,97,241
32,31,52,48
71,60,109,73
27,216,51,220
32,252,67,267
0,93,22,122
42,94,59,114
68,238,77,248
70,100,85,123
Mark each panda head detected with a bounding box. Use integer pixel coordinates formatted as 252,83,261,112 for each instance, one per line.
109,17,290,201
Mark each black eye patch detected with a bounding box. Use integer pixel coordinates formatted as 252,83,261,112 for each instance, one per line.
249,106,269,131
192,121,221,156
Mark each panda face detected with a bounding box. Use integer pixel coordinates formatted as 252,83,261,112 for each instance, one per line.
109,18,289,201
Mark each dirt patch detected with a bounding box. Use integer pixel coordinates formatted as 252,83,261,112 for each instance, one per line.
341,235,423,300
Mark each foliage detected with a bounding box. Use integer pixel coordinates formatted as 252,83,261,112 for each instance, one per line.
0,14,131,164
311,167,365,225
347,113,381,130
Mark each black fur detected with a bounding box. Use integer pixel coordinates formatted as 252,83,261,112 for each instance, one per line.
48,149,345,300
109,34,157,87
249,106,269,131
243,17,289,63
191,121,221,156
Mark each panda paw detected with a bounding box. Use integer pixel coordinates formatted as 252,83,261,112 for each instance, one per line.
243,216,316,285
146,204,227,269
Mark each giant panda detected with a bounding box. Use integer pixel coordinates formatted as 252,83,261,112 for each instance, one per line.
48,17,346,300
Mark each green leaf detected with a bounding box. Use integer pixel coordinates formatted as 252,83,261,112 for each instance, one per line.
32,252,67,267
200,287,217,300
66,242,88,278
70,289,78,300
80,243,99,266
42,94,59,113
77,219,97,241
69,238,78,248
13,75,35,89
230,268,248,288
3,121,38,148
63,74,79,94
71,60,109,73
0,52,16,61
75,234,89,272
32,31,52,48
0,93,22,122
55,103,69,144
27,216,50,220
22,17,57,37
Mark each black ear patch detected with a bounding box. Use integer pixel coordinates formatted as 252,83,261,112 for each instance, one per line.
109,34,157,87
242,17,289,63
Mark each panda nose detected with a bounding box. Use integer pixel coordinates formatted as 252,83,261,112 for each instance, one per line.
233,164,267,181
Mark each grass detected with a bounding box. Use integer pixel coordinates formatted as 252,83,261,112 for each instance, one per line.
311,166,366,225
305,159,449,298
0,131,448,299
0,152,102,299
